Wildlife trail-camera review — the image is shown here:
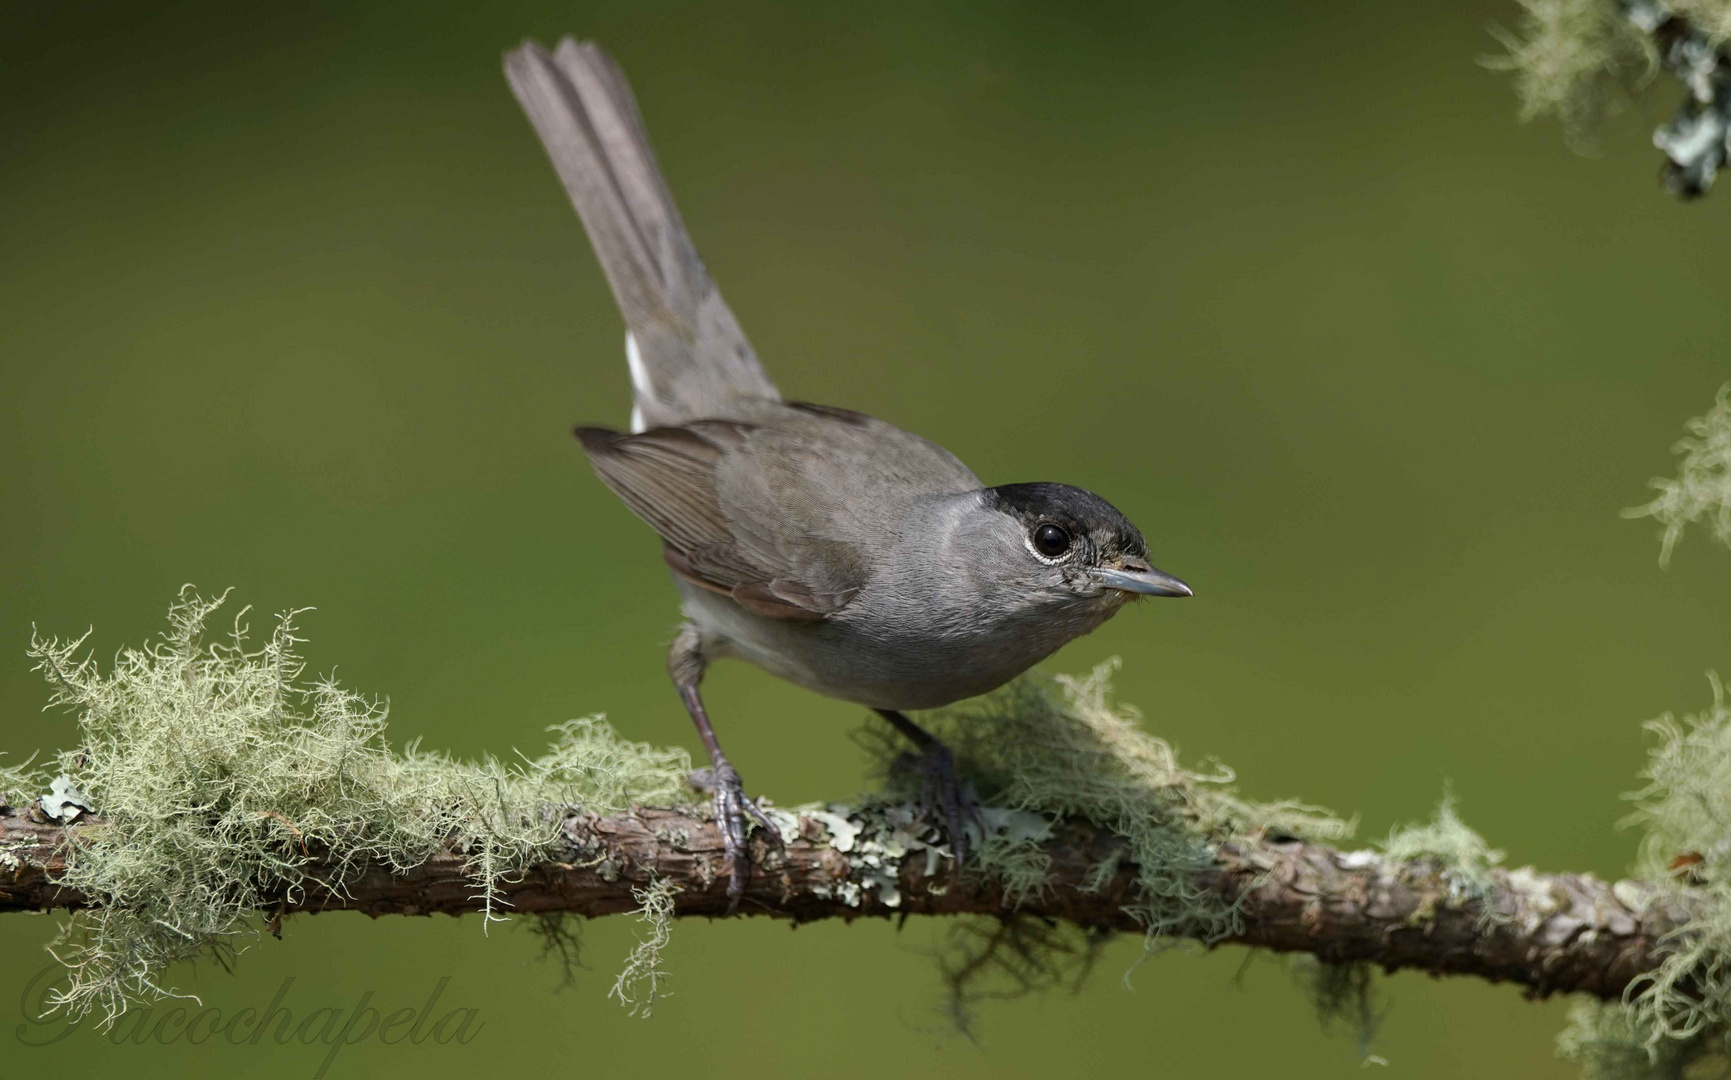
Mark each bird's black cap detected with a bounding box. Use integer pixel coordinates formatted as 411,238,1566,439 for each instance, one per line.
983,482,1148,557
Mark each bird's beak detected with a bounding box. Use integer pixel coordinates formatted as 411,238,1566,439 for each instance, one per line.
1090,562,1193,597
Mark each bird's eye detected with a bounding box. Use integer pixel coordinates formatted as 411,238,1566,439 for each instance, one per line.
1032,523,1071,558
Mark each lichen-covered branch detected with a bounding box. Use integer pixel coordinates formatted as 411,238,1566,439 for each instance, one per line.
1629,0,1731,196
12,587,1731,1078
1495,0,1731,196
0,801,1694,1002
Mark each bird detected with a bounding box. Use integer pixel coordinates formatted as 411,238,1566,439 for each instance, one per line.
503,38,1192,907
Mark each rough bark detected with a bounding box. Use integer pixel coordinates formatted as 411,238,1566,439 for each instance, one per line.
0,803,1693,1001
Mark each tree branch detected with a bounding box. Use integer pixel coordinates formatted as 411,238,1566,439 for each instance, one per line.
1626,0,1731,198
0,803,1692,1000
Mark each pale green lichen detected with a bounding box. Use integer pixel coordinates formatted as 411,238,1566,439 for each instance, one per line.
1616,677,1731,1053
766,798,1052,917
1630,674,1731,887
1557,676,1731,1077
861,659,1353,1036
1489,1,1731,129
608,876,677,1017
870,661,1351,944
1487,0,1637,133
1558,999,1726,1079
1554,386,1731,1079
25,587,691,1024
1491,0,1731,140
0,754,45,809
1626,384,1731,566
1382,788,1506,905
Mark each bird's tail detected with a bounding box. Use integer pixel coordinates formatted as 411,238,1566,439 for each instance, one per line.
504,39,778,429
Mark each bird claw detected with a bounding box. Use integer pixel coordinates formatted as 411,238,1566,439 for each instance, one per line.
895,740,983,873
707,760,779,912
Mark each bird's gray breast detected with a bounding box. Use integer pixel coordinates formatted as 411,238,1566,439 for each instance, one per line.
681,491,1120,710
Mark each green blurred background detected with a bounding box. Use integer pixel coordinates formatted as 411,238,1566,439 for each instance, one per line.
4,0,1729,1075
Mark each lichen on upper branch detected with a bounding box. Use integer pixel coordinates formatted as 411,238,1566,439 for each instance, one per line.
1493,1,1731,196
1489,0,1639,133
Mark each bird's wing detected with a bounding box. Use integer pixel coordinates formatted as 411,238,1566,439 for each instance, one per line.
575,421,869,621
505,39,779,428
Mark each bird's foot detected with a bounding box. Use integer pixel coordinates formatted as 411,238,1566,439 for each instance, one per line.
690,760,779,912
895,739,983,873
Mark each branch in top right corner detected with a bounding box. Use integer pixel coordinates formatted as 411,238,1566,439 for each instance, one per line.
1496,0,1731,197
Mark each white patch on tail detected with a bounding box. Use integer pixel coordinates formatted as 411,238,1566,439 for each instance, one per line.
626,332,651,431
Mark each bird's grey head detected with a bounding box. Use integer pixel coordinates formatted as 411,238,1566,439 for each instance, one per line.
974,483,1192,613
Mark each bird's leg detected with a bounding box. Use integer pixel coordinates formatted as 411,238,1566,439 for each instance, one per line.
875,709,982,871
670,625,778,912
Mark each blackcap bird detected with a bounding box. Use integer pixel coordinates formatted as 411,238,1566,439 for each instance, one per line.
504,39,1191,907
